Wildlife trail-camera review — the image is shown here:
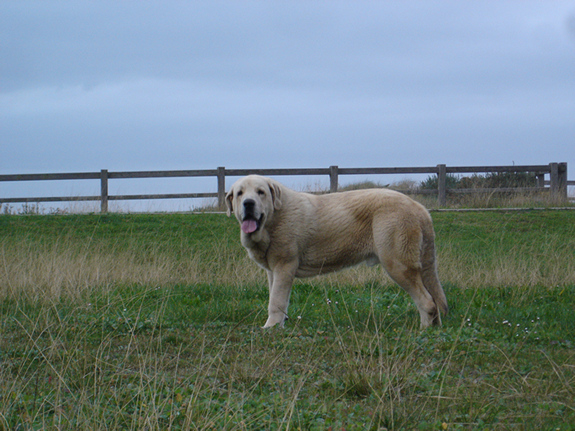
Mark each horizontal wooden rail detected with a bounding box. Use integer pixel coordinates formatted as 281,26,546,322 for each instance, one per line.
447,187,549,194
108,170,220,179
0,172,101,182
224,168,331,177
445,165,552,174
1,163,569,213
0,195,101,204
108,193,217,201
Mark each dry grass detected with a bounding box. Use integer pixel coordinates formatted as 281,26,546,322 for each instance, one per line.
1,210,573,304
0,239,262,303
3,237,570,305
437,240,575,289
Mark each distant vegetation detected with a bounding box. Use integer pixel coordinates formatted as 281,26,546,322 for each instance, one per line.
338,171,561,209
420,171,539,190
338,172,540,192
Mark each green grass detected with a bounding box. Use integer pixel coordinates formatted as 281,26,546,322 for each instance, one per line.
1,211,574,430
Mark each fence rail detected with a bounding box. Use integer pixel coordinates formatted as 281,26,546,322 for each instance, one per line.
0,163,569,213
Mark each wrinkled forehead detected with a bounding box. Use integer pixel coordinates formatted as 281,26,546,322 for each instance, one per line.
233,176,268,196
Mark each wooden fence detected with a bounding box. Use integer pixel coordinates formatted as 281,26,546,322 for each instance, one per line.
0,163,570,213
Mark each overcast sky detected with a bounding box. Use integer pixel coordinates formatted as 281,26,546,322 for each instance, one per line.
1,1,574,208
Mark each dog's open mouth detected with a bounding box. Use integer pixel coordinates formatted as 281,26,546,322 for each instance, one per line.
241,214,263,234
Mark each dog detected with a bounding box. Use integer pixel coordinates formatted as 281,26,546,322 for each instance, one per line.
226,175,448,329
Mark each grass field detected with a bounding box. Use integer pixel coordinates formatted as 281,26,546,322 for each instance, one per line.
1,210,574,430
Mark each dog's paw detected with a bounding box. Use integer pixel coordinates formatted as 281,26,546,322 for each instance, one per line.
262,315,286,329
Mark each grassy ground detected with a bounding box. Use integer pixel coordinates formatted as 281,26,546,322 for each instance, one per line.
1,211,574,430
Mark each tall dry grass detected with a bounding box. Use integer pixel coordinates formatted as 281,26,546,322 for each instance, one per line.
0,237,263,303
437,239,575,288
1,225,572,305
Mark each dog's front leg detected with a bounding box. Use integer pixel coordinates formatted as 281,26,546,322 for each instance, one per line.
263,263,297,328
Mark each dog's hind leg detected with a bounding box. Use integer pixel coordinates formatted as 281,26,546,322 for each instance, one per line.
375,224,441,328
382,260,441,328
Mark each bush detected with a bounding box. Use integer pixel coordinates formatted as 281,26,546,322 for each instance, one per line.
420,172,538,190
420,174,460,190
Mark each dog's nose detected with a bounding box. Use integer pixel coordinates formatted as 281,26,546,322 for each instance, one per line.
243,199,255,210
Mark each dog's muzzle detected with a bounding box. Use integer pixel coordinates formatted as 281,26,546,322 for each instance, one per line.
241,199,263,234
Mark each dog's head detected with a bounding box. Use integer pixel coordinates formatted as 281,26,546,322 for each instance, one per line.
226,175,282,237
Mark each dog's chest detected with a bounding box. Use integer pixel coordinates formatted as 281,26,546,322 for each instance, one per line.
242,233,271,270
247,246,269,270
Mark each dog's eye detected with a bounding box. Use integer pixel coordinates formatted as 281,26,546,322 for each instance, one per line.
257,189,265,196
237,190,243,197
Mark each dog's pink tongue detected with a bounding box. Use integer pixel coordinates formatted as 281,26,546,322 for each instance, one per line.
241,220,258,234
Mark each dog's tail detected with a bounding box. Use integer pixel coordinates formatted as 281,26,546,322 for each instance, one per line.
421,225,448,316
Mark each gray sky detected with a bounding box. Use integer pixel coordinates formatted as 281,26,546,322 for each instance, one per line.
1,1,574,209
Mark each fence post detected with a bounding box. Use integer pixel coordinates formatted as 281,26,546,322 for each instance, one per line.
437,164,447,207
329,165,339,193
558,162,568,202
549,163,567,203
100,169,108,213
549,162,569,203
217,167,226,209
550,162,559,200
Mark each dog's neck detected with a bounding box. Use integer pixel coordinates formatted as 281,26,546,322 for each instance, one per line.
241,228,271,269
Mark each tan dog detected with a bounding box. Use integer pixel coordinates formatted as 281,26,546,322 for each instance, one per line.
226,175,448,329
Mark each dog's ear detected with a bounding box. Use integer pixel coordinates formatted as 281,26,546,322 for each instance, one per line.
267,179,282,211
225,189,234,217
